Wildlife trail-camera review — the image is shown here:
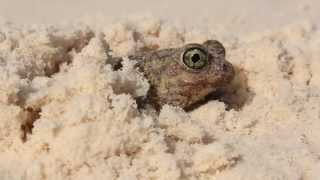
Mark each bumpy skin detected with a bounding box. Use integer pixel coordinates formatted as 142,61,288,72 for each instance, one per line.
112,40,235,110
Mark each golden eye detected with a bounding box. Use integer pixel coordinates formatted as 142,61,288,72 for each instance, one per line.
182,47,208,70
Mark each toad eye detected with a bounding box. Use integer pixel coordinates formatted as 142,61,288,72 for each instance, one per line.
182,48,208,70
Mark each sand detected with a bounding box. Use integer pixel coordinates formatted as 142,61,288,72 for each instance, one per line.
0,1,320,179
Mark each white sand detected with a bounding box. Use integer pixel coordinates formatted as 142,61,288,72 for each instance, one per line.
0,1,320,179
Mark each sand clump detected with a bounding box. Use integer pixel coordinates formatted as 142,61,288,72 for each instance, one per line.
0,17,319,180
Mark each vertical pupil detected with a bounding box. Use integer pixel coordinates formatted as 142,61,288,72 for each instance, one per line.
182,48,208,70
222,63,228,71
191,53,200,63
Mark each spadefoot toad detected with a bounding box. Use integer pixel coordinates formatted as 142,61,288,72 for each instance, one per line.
111,40,235,110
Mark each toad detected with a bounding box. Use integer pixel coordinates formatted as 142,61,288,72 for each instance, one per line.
110,40,235,110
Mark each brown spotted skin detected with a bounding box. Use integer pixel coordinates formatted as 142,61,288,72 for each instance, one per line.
112,40,235,110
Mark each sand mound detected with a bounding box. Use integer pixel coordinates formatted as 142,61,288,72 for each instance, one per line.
0,17,319,180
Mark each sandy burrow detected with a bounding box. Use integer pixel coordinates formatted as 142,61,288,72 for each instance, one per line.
0,16,319,180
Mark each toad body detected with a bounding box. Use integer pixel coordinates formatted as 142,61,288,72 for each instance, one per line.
111,40,235,110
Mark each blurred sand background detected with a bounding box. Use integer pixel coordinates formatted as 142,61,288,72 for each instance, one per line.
1,0,320,32
0,0,320,180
